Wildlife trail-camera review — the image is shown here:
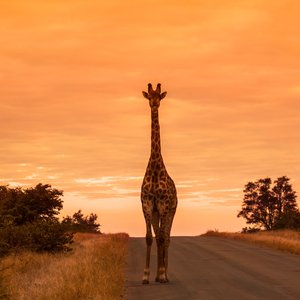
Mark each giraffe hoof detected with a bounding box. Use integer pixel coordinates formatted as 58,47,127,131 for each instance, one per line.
155,277,160,282
159,279,168,284
142,279,149,284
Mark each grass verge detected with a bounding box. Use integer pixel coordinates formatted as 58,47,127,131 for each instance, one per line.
202,229,300,255
0,233,129,300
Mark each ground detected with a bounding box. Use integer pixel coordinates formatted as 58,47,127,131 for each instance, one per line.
126,236,300,300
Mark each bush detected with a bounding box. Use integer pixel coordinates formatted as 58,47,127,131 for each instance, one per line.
0,240,10,256
0,220,73,256
30,220,73,252
241,227,261,233
0,224,31,251
62,210,101,233
0,184,103,256
0,184,63,226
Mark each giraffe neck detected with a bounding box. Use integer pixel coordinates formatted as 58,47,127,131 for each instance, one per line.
150,108,162,160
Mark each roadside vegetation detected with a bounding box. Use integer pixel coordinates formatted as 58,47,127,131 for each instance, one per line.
0,232,129,299
237,176,300,231
203,176,300,255
0,184,101,256
203,229,300,255
0,184,129,299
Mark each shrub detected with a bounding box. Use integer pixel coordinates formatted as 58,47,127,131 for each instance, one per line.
29,219,73,252
62,210,101,233
0,220,73,256
241,227,261,233
0,184,63,226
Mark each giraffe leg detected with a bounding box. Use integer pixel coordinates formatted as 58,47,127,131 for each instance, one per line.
164,207,176,282
163,235,170,283
151,209,160,282
142,216,152,284
157,219,168,283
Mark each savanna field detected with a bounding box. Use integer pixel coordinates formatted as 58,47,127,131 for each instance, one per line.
0,233,128,300
1,230,300,299
1,178,299,299
203,229,300,255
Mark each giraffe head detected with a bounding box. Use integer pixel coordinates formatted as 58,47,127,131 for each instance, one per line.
142,83,167,109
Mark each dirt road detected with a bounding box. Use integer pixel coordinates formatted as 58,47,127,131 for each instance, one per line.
125,236,300,300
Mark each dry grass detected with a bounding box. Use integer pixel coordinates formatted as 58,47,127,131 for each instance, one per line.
0,233,129,300
203,229,300,255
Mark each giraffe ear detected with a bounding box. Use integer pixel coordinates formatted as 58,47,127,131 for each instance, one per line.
142,91,149,99
160,91,167,100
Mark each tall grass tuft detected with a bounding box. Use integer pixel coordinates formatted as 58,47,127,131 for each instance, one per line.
0,233,129,300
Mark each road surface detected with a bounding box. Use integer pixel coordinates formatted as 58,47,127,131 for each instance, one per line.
125,236,300,300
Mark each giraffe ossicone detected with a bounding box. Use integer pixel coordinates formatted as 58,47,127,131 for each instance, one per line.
141,83,177,284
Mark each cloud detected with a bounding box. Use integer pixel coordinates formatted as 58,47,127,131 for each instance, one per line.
72,176,142,199
1,0,300,234
208,199,242,207
75,176,142,185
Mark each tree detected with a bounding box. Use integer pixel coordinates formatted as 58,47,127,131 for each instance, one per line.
0,184,72,255
273,210,300,230
0,183,63,225
237,176,298,230
62,210,101,233
272,176,298,214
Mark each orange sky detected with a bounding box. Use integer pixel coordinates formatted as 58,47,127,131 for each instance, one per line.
1,0,300,236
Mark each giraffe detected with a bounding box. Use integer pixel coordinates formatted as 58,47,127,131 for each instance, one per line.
141,83,177,284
